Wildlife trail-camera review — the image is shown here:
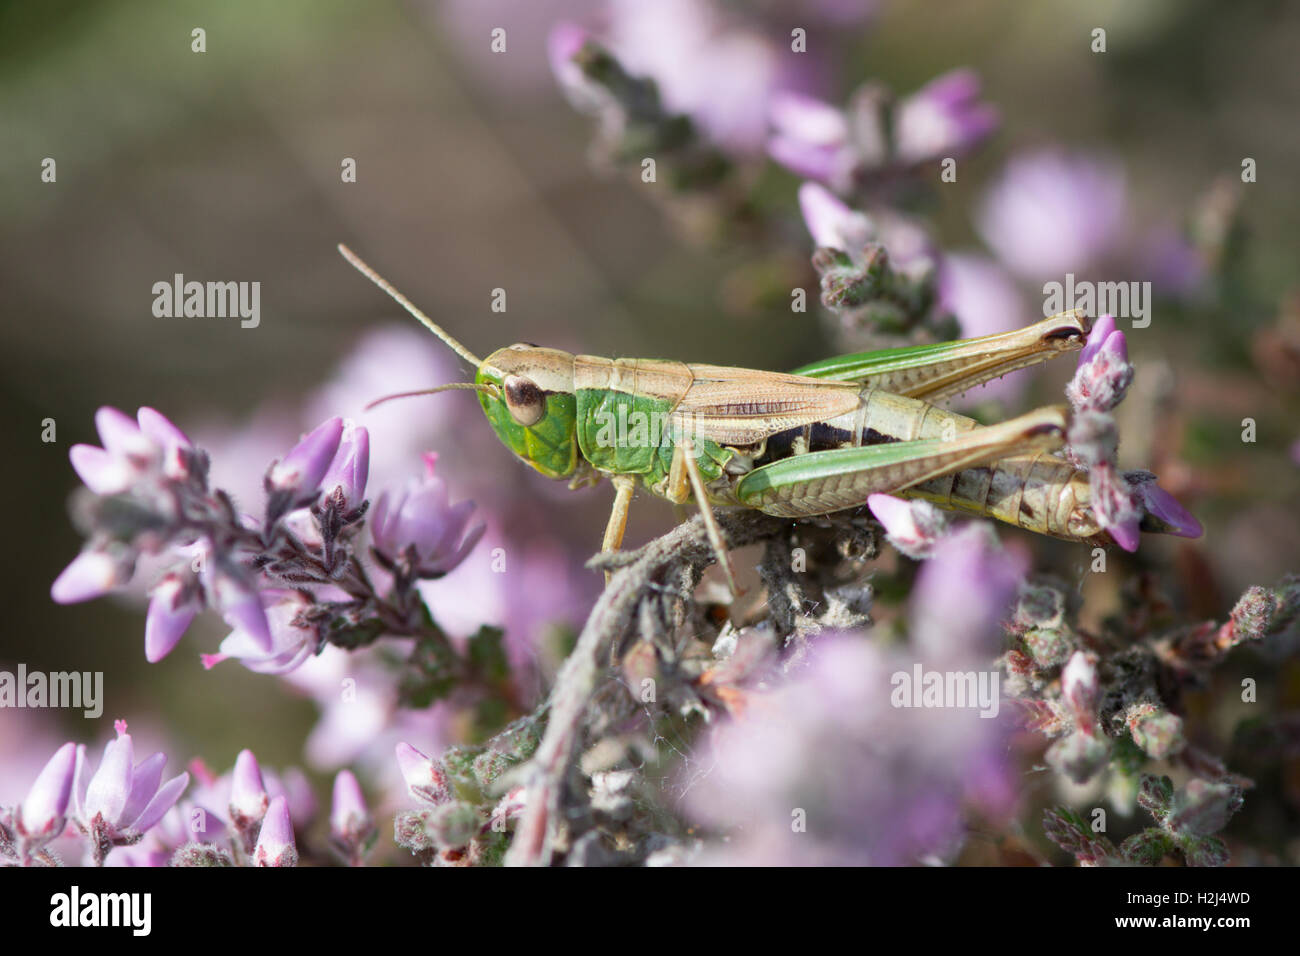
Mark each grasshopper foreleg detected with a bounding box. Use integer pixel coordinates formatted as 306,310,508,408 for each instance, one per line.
600,474,637,585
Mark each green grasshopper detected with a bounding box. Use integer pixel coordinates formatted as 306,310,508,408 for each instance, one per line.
339,245,1143,591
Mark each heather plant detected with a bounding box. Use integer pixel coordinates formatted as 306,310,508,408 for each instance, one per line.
9,1,1297,870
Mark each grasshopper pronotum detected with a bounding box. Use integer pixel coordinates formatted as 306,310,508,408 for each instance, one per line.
339,245,1190,591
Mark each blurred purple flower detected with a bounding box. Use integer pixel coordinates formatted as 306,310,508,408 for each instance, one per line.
144,571,202,662
893,69,998,166
976,149,1126,281
71,721,189,864
909,523,1028,663
50,548,131,605
684,633,1015,865
253,795,297,867
771,92,863,192
938,253,1032,403
771,70,996,190
371,453,486,579
69,406,193,496
603,0,782,155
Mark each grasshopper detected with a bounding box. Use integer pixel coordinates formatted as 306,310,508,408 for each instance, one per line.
339,245,1159,591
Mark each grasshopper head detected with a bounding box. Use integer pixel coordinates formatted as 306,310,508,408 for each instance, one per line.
475,345,579,479
336,246,583,480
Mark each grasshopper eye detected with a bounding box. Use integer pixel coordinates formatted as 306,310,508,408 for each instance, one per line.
503,374,546,426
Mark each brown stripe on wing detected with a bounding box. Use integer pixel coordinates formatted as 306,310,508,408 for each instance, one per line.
675,364,861,446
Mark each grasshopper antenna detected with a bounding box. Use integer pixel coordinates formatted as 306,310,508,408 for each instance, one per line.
364,382,499,412
337,243,483,369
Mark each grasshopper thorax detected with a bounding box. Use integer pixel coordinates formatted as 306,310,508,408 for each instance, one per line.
475,345,580,479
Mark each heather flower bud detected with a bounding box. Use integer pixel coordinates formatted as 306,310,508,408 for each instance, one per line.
18,742,77,842
253,795,297,867
1066,319,1134,413
321,422,370,511
1167,779,1244,837
229,749,269,828
1126,703,1185,759
1120,828,1175,866
396,743,452,806
1045,729,1109,785
1060,651,1099,722
329,770,375,865
867,493,951,559
171,843,235,867
268,417,344,497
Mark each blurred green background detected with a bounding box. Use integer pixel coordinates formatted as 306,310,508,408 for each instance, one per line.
2,0,1298,835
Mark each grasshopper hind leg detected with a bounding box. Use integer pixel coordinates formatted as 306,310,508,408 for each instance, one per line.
735,405,1069,519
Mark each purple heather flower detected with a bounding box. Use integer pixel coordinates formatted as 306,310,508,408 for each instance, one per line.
1130,473,1203,539
267,416,344,498
976,149,1126,281
144,571,201,662
69,406,193,495
50,548,130,604
203,560,273,653
892,69,998,166
229,749,269,826
371,454,485,578
867,493,951,559
71,721,189,862
253,795,297,867
202,589,319,675
16,742,77,843
910,523,1027,663
321,421,370,511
